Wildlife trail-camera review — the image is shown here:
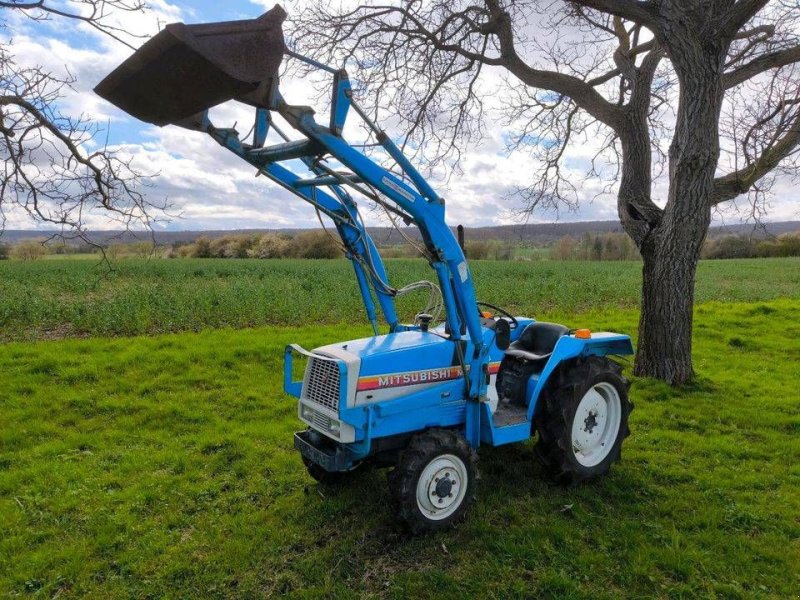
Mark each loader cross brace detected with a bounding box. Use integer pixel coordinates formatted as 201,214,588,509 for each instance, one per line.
95,5,492,444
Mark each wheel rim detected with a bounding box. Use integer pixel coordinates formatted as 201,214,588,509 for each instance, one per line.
416,454,468,520
571,382,622,467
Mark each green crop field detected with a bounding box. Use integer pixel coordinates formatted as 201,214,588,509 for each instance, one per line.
1,257,799,598
0,257,798,341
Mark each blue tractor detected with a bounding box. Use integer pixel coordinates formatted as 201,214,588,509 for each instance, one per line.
96,5,634,533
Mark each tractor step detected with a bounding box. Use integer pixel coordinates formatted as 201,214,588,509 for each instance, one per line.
493,401,529,427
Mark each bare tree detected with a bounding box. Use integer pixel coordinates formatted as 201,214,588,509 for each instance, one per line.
0,0,161,243
293,0,800,384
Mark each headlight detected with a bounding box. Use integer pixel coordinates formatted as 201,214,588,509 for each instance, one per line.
300,404,346,439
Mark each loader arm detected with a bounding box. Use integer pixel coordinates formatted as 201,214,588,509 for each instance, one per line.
94,5,488,421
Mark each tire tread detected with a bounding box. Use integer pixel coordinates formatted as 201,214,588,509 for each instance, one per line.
534,356,632,485
389,428,478,534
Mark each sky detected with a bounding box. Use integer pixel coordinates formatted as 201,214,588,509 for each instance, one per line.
4,0,799,231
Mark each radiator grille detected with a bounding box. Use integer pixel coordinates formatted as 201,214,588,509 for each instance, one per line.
304,356,341,412
310,410,332,432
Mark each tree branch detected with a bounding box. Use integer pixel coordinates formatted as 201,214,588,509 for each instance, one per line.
503,57,625,129
586,40,656,86
1,0,147,48
724,44,800,88
0,94,111,204
0,53,159,234
568,0,657,27
482,0,624,129
713,107,800,203
733,23,775,40
718,0,771,38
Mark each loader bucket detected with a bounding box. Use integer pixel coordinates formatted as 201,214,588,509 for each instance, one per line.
94,5,287,128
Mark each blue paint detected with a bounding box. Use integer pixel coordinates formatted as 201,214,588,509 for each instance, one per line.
283,345,303,399
526,333,634,421
197,54,635,461
102,31,635,468
329,71,351,135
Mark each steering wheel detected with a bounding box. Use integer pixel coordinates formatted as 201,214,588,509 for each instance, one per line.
477,301,518,330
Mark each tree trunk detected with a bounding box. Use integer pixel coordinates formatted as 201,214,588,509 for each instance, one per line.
630,12,728,384
634,230,702,384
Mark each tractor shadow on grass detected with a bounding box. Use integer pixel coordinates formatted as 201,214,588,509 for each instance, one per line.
258,441,666,595
301,440,657,545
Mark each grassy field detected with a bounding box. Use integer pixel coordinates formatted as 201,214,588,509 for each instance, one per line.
1,257,799,598
0,257,798,341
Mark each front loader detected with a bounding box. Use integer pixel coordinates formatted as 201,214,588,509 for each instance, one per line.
96,5,634,533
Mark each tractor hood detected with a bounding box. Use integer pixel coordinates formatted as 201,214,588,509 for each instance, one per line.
94,5,286,129
314,331,464,405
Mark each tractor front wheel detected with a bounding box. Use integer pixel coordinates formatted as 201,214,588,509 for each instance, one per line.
535,357,632,485
388,429,477,534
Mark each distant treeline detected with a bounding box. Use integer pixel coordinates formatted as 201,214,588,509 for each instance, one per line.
701,232,800,259
0,232,342,261
4,220,800,246
548,231,800,261
0,240,51,260
172,234,518,260
2,230,798,261
168,231,341,259
378,239,516,260
550,233,640,261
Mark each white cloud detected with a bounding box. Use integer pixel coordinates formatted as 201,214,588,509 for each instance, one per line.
3,0,798,233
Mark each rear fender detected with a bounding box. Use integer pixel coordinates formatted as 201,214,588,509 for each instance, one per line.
526,333,633,420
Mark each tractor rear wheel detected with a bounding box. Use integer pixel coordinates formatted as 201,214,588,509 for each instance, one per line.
535,357,632,485
388,429,477,534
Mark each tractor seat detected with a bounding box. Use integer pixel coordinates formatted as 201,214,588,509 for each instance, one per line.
504,322,569,363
